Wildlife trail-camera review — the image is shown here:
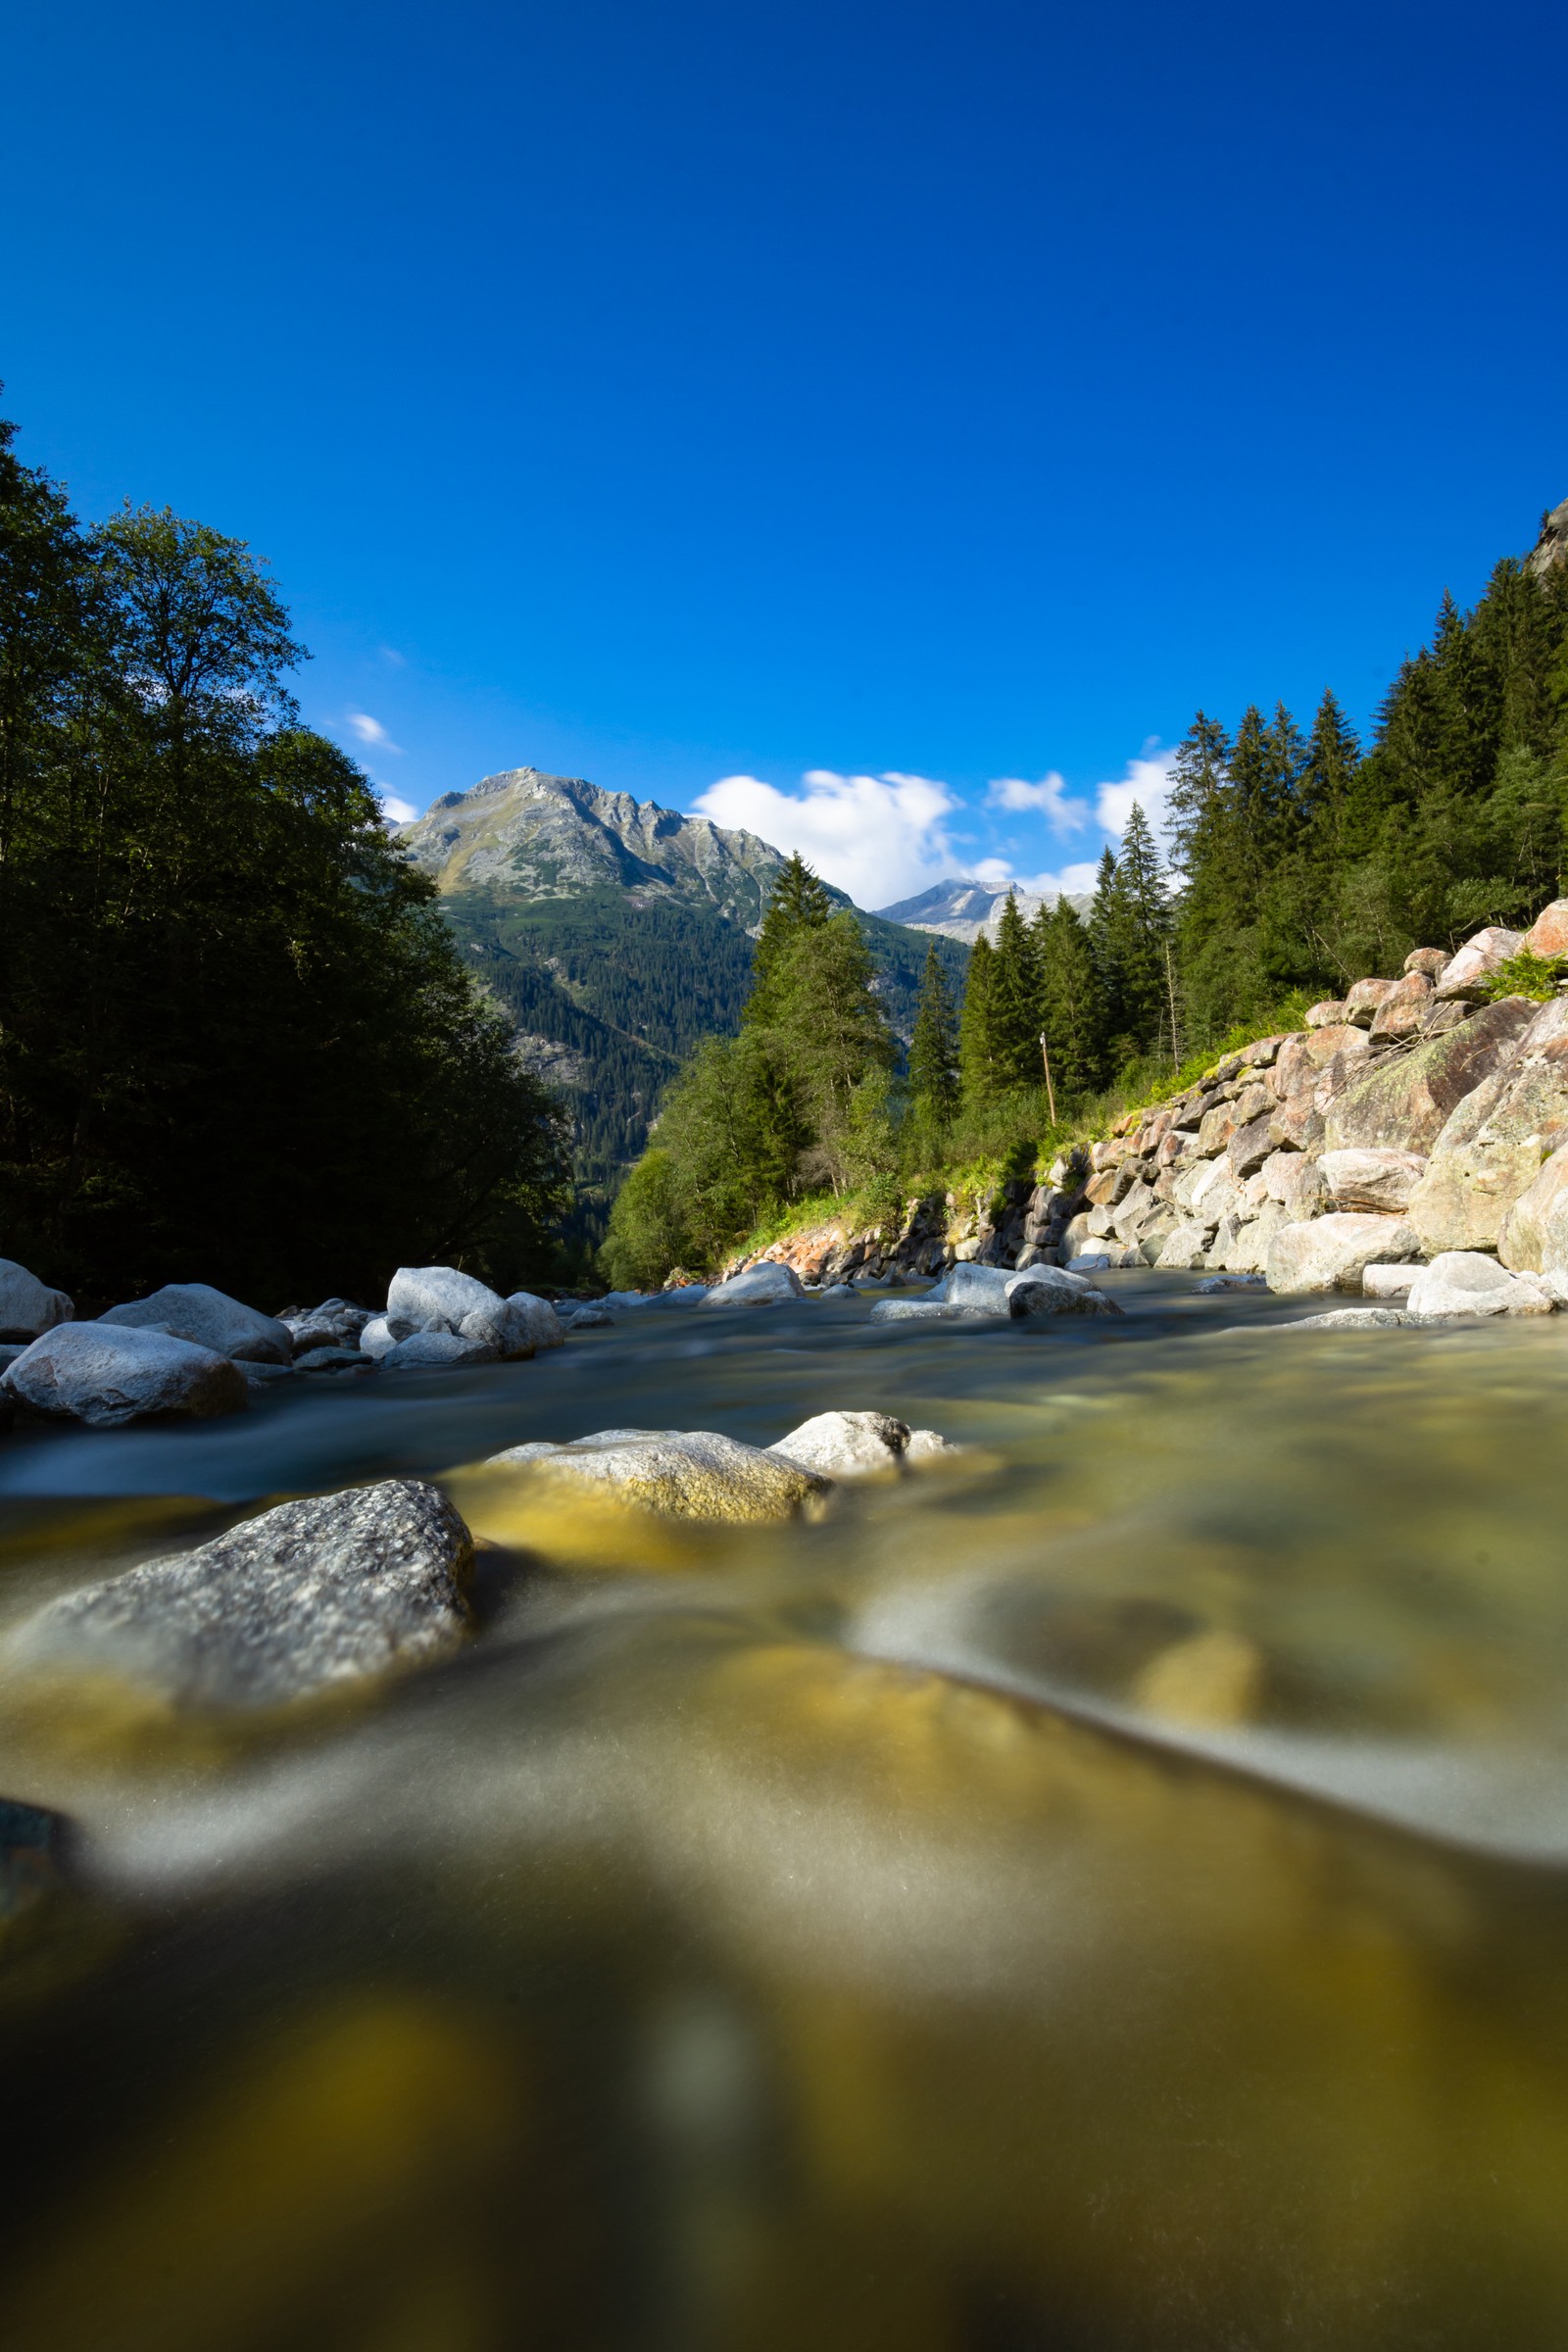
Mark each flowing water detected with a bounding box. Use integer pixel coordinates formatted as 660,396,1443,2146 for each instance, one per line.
5,1270,1568,2349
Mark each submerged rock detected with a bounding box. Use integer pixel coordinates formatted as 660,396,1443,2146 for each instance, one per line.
99,1282,294,1365
486,1428,829,1521
1405,1252,1552,1318
5,1481,472,1709
701,1263,805,1309
1005,1269,1122,1318
929,1262,1014,1310
559,1302,613,1329
380,1330,499,1370
2,1323,248,1426
1289,1306,1416,1330
0,1258,73,1343
867,1299,997,1324
770,1411,912,1477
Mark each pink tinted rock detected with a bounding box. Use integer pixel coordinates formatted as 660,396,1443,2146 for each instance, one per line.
1369,972,1434,1042
1403,948,1449,979
1305,1001,1351,1029
1433,926,1524,1002
1343,978,1398,1028
1522,900,1568,958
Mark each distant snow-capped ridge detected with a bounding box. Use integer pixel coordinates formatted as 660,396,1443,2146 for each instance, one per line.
874,878,1091,944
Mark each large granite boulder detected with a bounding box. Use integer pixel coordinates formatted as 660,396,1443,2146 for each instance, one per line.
386,1265,534,1357
1005,1268,1122,1318
1405,999,1568,1252
769,1411,911,1477
100,1282,293,1365
1403,948,1448,979
1405,1252,1552,1318
1368,973,1434,1042
1322,998,1536,1154
380,1330,499,1370
1343,977,1398,1027
929,1261,1015,1310
1266,1213,1421,1296
1214,1200,1291,1275
1497,1142,1568,1274
485,1429,829,1521
1521,900,1568,957
1433,926,1524,1002
1321,1149,1428,1213
5,1481,471,1708
1261,1151,1327,1216
504,1292,565,1350
1274,1025,1370,1099
701,1262,805,1309
0,1259,73,1343
2,1323,248,1426
1155,1224,1213,1270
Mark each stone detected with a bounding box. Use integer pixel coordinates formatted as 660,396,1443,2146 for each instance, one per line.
386,1265,534,1357
1497,1142,1568,1273
1196,1274,1265,1292
1368,973,1434,1042
1420,1000,1472,1037
1405,998,1568,1252
1522,900,1568,958
1267,1092,1327,1152
904,1428,964,1463
1405,1251,1552,1318
867,1298,998,1324
3,1323,248,1426
1156,1224,1212,1270
283,1300,373,1352
1291,1307,1415,1330
292,1347,368,1374
1239,1034,1287,1067
1322,997,1536,1153
1321,1149,1428,1213
560,1302,613,1328
487,1428,829,1521
99,1281,294,1365
359,1315,397,1359
380,1330,499,1370
0,1258,73,1343
1274,1026,1369,1097
1227,1113,1276,1180
769,1411,911,1477
1196,1103,1239,1156
1266,1213,1421,1296
1343,977,1398,1027
1261,1151,1327,1216
1433,926,1524,1002
1132,1627,1264,1726
1005,1268,1122,1318
1403,948,1448,979
1362,1263,1418,1297
1304,1001,1350,1028
1216,1200,1290,1274
701,1262,806,1308
5,1481,471,1709
930,1261,1016,1310
504,1292,565,1350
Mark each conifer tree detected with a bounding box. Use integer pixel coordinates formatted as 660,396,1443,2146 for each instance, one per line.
1298,688,1360,855
988,891,1044,1088
906,941,960,1126
1034,896,1103,1098
1090,810,1170,1063
744,852,831,1023
957,931,999,1103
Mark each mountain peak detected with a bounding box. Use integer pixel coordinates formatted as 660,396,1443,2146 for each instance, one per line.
393,765,788,929
875,877,1087,943
1527,497,1568,579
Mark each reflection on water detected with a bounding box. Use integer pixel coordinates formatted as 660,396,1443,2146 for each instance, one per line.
6,1270,1568,2346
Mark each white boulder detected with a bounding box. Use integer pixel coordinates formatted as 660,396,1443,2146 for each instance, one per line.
380,1330,499,1370
770,1410,911,1476
0,1258,73,1342
1405,1251,1552,1318
386,1265,534,1357
1266,1213,1421,1295
1005,1268,1122,1318
486,1427,828,1520
505,1292,565,1350
929,1262,1014,1310
100,1281,293,1365
1433,926,1524,1002
1320,1149,1429,1214
1362,1264,1417,1298
3,1323,248,1426
700,1262,805,1309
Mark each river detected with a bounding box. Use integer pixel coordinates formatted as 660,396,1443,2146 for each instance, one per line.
3,1268,1568,2349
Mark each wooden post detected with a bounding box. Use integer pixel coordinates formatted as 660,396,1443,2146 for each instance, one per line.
1038,1033,1057,1126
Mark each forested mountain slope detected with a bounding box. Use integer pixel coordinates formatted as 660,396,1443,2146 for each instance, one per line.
400,770,967,1235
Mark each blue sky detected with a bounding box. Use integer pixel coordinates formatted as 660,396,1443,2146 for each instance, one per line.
5,0,1565,908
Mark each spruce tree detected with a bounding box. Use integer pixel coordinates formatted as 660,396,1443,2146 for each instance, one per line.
957,931,999,1103
989,890,1044,1088
745,852,831,1023
1035,896,1104,1098
906,941,960,1126
1090,811,1169,1064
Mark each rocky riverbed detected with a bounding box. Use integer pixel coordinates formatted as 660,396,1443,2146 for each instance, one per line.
6,1269,1568,2347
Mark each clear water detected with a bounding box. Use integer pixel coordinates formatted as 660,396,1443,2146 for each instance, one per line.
4,1270,1568,2349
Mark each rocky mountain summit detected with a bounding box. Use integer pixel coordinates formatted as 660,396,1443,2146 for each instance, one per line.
876,878,1088,943
1527,495,1568,580
395,767,787,929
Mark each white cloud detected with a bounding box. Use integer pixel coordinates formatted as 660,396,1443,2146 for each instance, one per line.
985,771,1090,830
692,768,960,906
347,710,402,753
1093,749,1178,845
376,788,418,825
